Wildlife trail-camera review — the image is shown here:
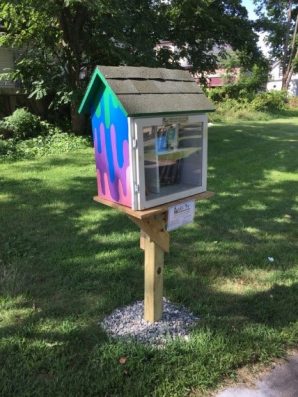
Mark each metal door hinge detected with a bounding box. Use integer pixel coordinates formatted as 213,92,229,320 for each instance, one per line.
134,183,140,193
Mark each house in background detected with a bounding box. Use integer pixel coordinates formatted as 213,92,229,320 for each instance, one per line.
0,46,20,114
155,40,191,70
156,41,240,88
0,40,48,118
0,22,20,116
0,22,13,77
0,46,16,89
267,61,298,96
206,67,240,88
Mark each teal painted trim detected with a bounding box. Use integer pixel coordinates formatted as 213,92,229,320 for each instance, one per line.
78,68,99,114
78,68,128,116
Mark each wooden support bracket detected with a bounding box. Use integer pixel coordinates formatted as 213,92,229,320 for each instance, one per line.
129,213,169,253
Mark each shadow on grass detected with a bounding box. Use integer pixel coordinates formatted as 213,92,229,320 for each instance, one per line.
0,121,297,396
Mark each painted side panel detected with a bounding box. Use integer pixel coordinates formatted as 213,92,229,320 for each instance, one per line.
91,87,131,207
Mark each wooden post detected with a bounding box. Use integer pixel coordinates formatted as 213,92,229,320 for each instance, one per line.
138,214,168,322
93,192,214,323
144,233,164,322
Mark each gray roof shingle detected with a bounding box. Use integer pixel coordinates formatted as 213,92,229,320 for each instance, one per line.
98,66,195,82
117,93,214,115
79,66,215,115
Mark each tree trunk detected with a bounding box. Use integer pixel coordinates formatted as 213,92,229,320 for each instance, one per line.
282,0,293,89
70,101,85,134
282,67,288,90
284,12,298,90
285,48,298,89
58,4,88,134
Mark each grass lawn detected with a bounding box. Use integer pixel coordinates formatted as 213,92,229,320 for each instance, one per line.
0,115,297,396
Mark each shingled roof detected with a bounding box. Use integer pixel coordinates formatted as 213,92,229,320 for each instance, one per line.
78,65,215,116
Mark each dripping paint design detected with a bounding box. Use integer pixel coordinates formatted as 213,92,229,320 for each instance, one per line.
91,87,131,207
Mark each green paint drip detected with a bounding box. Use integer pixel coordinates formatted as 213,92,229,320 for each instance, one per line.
104,90,111,128
111,92,119,109
95,100,101,117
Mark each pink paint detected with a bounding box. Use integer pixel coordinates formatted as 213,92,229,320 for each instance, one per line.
110,125,131,206
94,122,131,207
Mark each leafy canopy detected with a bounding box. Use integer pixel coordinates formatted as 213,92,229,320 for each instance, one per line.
0,0,262,130
254,0,298,88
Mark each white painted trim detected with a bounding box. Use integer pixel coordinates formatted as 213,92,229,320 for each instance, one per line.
202,114,208,191
134,117,163,210
128,117,137,210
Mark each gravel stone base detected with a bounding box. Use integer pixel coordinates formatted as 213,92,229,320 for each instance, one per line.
101,297,199,346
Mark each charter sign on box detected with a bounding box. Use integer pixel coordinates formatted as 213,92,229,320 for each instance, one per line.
167,200,195,231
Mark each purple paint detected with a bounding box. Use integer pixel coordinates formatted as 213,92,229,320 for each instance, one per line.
94,122,131,207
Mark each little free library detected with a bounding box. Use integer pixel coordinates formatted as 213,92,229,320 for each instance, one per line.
79,66,215,322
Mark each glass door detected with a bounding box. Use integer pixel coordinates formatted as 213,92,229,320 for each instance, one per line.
133,115,207,209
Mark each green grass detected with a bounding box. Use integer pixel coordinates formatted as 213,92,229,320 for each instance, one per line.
0,115,298,396
209,104,298,124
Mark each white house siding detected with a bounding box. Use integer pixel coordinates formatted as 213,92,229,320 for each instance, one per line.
0,47,16,90
267,78,298,96
0,47,14,72
290,79,298,96
267,81,283,91
267,61,298,96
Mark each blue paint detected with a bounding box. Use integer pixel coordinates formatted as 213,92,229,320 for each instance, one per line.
91,88,128,184
111,97,127,168
91,101,102,154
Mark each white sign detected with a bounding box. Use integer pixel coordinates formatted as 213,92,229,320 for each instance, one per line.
167,200,195,231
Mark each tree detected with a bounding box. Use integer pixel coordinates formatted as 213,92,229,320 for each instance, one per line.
254,0,298,90
164,0,263,76
217,49,268,89
0,0,164,133
0,0,262,132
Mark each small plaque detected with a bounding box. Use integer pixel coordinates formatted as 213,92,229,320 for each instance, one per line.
163,116,188,125
167,200,195,231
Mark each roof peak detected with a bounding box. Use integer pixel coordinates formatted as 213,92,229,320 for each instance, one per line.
97,65,194,82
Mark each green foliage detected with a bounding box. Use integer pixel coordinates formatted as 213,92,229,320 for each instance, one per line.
207,86,242,102
251,90,288,112
207,84,254,103
0,126,90,160
0,138,13,156
288,96,298,108
4,108,44,140
0,1,164,106
219,51,241,70
0,120,13,139
206,62,283,121
254,1,298,59
206,64,269,103
208,90,288,123
167,0,263,73
209,98,271,123
0,109,90,159
240,63,269,91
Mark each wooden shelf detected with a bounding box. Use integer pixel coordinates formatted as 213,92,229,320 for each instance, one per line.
93,191,214,220
144,147,200,162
